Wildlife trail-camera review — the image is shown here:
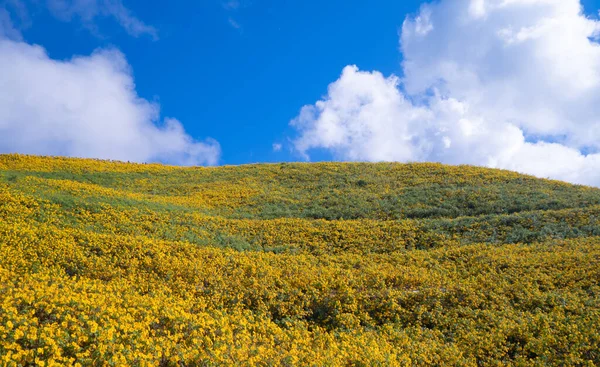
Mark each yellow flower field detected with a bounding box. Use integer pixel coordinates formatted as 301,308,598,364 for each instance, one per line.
1,154,599,366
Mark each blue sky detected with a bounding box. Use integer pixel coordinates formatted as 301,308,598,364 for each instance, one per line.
16,0,420,164
2,0,600,185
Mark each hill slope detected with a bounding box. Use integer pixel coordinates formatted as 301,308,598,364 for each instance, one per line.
1,154,599,366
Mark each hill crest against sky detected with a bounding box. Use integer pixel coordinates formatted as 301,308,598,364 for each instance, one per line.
2,1,600,186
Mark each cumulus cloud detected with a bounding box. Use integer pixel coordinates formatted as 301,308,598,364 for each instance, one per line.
291,0,600,186
0,38,220,165
46,0,158,39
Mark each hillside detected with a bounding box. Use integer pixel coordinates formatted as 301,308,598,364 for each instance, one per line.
1,154,599,366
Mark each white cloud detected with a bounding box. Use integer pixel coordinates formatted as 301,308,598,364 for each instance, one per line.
0,0,32,40
223,0,240,11
292,66,431,162
0,7,22,40
290,0,600,186
1,0,157,39
228,16,241,30
0,38,220,165
222,0,252,31
272,143,282,152
46,0,158,39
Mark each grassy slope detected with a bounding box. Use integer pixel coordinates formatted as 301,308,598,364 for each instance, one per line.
1,154,599,366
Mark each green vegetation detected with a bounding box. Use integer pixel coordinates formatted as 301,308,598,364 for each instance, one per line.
1,154,599,366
